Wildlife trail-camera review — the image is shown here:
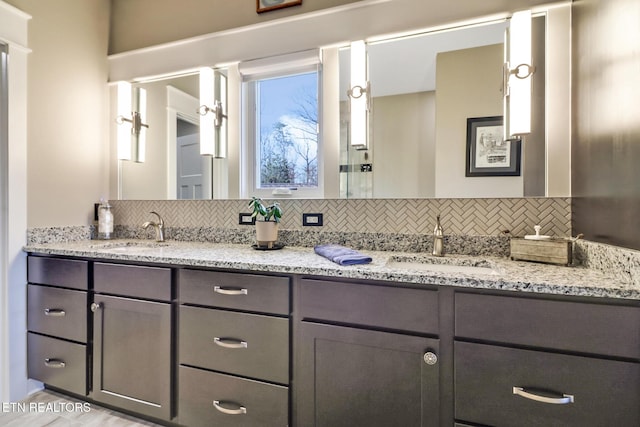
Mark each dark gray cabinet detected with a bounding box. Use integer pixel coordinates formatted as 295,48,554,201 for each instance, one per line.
297,322,440,427
454,292,640,427
26,253,640,427
26,256,88,396
179,366,289,427
455,341,640,427
91,263,172,421
295,278,441,427
27,331,87,396
27,256,88,290
179,305,289,385
177,268,291,427
178,269,289,315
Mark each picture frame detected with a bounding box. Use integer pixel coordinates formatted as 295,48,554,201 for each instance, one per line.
257,0,302,14
465,116,521,177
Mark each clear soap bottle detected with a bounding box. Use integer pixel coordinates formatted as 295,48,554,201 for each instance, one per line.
98,199,114,240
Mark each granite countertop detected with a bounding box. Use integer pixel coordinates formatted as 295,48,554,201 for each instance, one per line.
24,239,640,301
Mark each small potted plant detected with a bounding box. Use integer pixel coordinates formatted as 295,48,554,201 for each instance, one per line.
249,197,283,248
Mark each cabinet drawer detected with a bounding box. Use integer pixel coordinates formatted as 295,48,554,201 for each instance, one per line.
179,269,289,315
27,256,88,290
27,284,87,343
179,306,289,384
455,293,640,359
27,333,87,396
455,341,640,427
94,262,171,301
300,279,439,334
178,366,288,427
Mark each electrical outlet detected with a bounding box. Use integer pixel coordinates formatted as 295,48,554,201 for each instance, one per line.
303,213,323,226
238,213,256,225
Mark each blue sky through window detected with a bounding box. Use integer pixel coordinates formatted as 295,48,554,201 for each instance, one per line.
258,72,317,136
255,71,319,188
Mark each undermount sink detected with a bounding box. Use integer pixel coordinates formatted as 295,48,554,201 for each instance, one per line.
88,241,169,252
386,255,500,275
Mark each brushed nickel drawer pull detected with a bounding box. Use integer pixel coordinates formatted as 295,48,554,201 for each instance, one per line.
44,308,66,317
44,358,66,369
213,286,248,296
214,337,248,349
90,302,102,312
513,387,575,404
213,400,247,415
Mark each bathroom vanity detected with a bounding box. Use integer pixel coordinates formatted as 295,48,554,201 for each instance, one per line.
24,241,640,427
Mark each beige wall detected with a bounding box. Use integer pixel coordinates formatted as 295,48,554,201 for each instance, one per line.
6,0,110,227
372,92,435,198
109,0,361,54
435,43,523,198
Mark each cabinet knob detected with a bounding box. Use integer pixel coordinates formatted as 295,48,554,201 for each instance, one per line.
423,351,438,365
90,302,102,312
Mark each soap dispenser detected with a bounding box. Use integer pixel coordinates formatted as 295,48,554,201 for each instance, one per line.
98,199,114,240
432,214,444,257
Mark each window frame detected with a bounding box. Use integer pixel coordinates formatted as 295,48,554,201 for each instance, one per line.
240,51,324,199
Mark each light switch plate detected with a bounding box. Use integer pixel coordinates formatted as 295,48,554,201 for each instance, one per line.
238,213,256,225
303,213,323,226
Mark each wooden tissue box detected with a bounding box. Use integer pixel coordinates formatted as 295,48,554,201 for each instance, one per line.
510,238,572,266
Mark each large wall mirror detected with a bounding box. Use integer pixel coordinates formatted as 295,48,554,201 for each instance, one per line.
114,7,569,200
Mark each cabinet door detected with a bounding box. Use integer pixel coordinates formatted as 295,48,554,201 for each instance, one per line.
296,322,440,427
91,294,171,420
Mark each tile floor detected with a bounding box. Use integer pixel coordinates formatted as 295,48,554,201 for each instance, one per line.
0,389,163,426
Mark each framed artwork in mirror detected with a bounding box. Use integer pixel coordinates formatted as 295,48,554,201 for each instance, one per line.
465,116,521,177
257,0,302,13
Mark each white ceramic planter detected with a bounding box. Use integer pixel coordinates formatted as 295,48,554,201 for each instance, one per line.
255,221,279,248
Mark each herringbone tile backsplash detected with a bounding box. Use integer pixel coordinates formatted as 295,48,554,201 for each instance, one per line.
112,198,571,237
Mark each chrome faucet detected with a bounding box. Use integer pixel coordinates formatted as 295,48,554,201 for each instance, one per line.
142,211,165,242
432,214,444,257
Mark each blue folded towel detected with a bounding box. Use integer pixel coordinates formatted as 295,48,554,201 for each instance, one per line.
314,244,372,266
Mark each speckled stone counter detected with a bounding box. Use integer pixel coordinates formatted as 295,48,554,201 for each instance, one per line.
23,239,640,301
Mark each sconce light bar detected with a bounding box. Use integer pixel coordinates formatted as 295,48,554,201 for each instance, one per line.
198,67,227,158
348,40,370,150
504,9,534,139
116,82,149,162
116,81,132,161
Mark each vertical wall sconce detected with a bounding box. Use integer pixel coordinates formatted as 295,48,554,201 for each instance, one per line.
504,10,535,139
347,40,370,150
198,67,228,158
116,81,148,162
